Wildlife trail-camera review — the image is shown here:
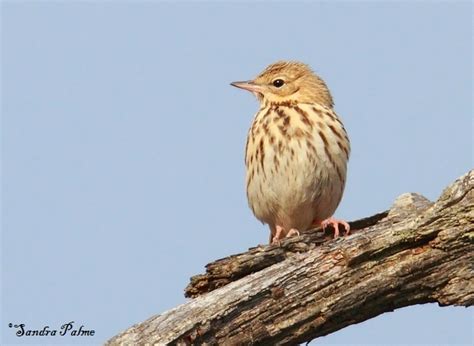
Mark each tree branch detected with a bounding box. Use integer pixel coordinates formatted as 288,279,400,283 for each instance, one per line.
106,170,473,345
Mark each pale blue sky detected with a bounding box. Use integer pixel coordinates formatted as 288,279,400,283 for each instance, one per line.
2,1,472,345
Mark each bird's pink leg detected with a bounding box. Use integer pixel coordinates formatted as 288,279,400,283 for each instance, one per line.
321,217,350,239
272,225,285,245
272,226,301,245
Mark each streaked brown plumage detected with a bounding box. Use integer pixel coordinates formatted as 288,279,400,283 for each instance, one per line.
231,61,350,244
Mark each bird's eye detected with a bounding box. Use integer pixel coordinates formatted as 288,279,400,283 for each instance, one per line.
272,79,285,88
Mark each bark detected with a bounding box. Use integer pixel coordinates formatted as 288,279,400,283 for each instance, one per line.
106,170,474,345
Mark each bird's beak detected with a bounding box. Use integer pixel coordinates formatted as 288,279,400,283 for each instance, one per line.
230,80,263,94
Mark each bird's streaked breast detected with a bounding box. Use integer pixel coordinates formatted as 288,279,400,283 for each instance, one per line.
244,101,350,228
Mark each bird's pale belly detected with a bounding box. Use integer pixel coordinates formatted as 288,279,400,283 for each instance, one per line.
246,141,345,232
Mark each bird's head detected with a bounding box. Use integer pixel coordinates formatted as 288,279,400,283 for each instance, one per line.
231,61,333,108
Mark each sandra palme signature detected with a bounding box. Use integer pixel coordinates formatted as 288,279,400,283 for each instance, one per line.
8,321,95,337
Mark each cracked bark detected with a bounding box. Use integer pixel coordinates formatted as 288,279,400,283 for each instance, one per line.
106,170,473,345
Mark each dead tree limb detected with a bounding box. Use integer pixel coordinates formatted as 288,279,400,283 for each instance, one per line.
106,170,473,345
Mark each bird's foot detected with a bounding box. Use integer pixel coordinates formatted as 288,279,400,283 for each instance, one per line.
286,228,300,238
271,226,300,245
271,225,284,245
321,217,350,238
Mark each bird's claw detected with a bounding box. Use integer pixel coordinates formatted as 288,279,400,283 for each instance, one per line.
286,228,300,238
321,217,350,238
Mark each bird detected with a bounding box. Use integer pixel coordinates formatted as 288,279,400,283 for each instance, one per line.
231,61,350,245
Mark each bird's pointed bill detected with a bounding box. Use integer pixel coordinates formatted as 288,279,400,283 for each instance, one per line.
230,80,263,94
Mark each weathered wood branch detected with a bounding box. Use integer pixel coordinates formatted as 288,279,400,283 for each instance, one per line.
107,170,473,345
